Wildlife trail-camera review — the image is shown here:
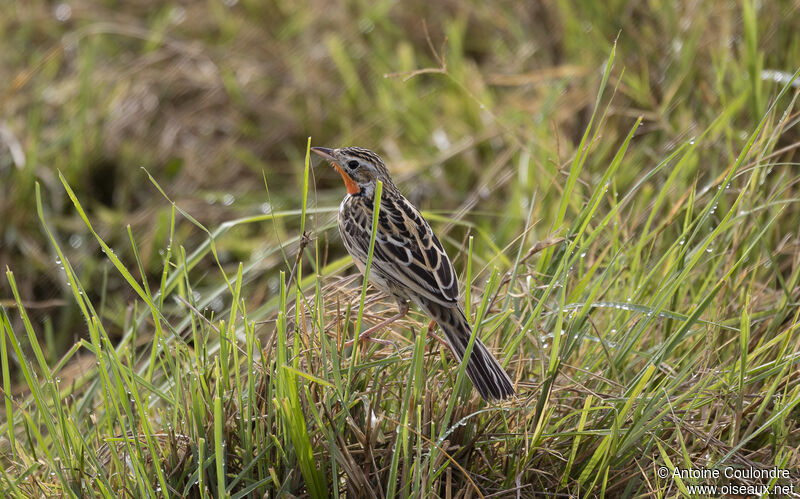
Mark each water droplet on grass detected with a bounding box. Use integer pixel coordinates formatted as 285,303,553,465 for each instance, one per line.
53,3,72,21
358,18,374,34
170,6,186,24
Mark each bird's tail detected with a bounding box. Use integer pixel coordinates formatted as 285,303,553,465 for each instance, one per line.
422,301,515,400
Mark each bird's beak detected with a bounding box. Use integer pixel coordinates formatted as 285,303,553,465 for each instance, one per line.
310,147,336,161
310,146,361,195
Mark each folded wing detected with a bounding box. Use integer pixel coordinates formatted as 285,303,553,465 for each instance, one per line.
342,194,459,307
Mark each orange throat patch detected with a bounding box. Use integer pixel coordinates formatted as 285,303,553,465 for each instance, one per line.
333,163,360,195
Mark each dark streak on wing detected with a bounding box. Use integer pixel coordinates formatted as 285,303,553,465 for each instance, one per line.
383,237,412,265
424,245,440,270
406,260,441,290
397,197,421,224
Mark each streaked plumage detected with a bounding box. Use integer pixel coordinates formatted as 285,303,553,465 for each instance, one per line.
311,146,515,400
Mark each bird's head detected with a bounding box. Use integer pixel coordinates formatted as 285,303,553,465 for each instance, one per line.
311,146,395,197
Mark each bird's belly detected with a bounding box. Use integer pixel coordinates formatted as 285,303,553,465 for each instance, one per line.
353,258,408,299
347,245,411,303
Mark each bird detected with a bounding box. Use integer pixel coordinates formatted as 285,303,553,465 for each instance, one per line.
311,146,515,401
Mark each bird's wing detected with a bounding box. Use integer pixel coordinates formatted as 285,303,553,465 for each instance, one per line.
341,193,459,306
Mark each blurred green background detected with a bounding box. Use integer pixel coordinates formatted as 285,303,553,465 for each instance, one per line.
3,1,800,495
2,0,799,370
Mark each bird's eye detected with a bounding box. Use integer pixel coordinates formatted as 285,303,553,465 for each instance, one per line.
347,160,359,169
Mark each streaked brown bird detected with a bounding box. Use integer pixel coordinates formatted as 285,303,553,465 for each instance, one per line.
311,146,515,401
